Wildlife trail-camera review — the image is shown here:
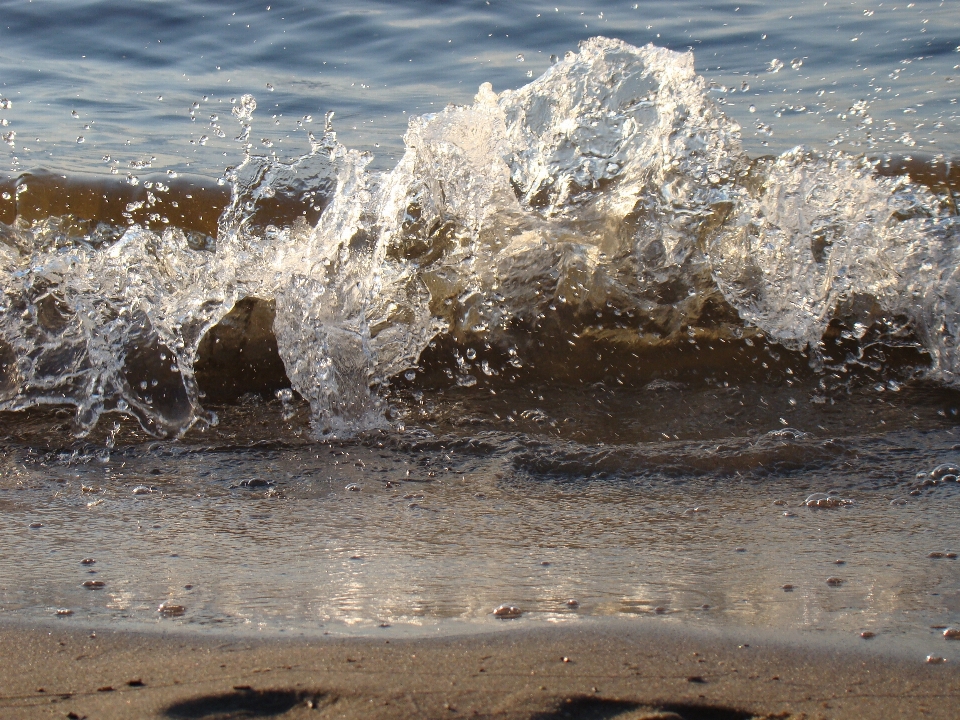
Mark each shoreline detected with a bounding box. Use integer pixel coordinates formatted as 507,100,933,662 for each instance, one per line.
2,619,956,719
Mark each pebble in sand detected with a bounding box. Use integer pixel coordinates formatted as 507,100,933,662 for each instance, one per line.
157,601,186,616
493,605,522,619
804,493,852,509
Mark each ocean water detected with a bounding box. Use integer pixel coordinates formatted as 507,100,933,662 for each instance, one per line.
0,0,959,661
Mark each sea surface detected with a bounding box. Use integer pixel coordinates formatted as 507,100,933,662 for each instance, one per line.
0,0,959,663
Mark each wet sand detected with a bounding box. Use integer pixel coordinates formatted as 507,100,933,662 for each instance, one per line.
1,621,956,719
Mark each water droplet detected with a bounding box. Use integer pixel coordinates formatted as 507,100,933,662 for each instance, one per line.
516,54,525,62
232,94,257,123
71,110,79,118
132,485,153,495
749,105,757,113
76,136,84,144
0,98,12,110
345,483,361,492
790,58,803,70
266,83,274,91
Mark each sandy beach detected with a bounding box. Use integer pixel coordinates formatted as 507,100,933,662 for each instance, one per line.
1,621,957,719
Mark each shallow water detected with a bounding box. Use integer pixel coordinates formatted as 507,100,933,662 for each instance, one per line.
0,1,959,665
1,388,959,663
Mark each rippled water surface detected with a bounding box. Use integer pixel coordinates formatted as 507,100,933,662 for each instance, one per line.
0,0,959,658
0,0,957,175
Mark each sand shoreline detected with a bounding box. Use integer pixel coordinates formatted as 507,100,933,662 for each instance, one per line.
1,620,957,719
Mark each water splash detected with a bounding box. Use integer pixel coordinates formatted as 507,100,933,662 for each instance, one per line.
0,37,957,438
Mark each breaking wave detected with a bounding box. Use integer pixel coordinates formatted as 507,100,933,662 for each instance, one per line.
0,37,958,437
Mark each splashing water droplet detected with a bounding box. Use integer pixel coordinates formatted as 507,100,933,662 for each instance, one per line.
232,94,257,124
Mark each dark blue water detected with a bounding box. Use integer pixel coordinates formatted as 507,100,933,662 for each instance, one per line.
0,0,957,176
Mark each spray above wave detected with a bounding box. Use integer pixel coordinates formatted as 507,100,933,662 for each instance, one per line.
0,37,957,438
